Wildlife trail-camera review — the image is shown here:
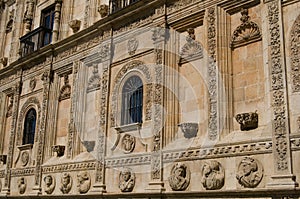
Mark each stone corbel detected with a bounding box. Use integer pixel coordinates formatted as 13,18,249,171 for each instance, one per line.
98,4,108,18
0,154,7,164
52,145,65,157
235,111,258,131
178,123,199,138
0,57,8,67
68,19,81,33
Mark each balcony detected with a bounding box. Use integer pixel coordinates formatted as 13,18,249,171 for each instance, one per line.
109,0,140,13
19,26,52,57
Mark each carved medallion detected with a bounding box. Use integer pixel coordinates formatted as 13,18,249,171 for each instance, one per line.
18,177,26,194
128,37,139,55
60,173,72,194
29,77,36,91
119,168,135,192
168,163,190,191
201,161,225,190
236,157,263,188
44,175,55,194
21,151,29,166
77,171,91,194
121,134,135,153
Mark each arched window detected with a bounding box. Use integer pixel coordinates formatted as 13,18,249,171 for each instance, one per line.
22,108,37,145
121,76,143,125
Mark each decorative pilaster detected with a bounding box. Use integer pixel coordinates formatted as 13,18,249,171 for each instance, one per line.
207,6,219,141
92,43,111,193
32,68,52,195
52,0,62,43
2,76,22,195
147,26,166,192
265,0,298,188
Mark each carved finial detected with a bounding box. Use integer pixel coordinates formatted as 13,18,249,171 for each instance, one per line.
240,9,249,23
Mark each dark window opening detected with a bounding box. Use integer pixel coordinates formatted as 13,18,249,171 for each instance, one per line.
121,76,143,125
22,108,36,145
41,5,55,46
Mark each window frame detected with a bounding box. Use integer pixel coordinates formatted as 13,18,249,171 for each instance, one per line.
22,108,37,145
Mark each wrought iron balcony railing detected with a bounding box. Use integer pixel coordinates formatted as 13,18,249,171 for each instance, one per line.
19,26,52,57
109,0,140,13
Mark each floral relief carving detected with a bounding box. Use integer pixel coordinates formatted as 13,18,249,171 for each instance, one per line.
77,171,91,194
290,14,300,92
44,175,55,194
168,163,190,191
231,9,262,49
60,173,72,194
119,168,135,192
18,177,26,194
201,161,224,190
87,64,100,93
180,28,203,63
236,157,263,188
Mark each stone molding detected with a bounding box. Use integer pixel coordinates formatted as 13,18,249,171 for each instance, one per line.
10,167,35,177
42,161,96,174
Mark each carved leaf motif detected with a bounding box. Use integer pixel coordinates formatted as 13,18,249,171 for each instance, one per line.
290,14,300,92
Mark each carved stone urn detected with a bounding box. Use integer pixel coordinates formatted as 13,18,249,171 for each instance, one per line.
178,123,198,138
235,111,258,131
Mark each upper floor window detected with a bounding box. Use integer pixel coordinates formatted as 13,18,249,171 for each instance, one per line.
121,76,143,125
22,108,36,145
41,5,55,46
110,0,140,13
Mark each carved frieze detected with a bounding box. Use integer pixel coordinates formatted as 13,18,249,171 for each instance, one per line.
168,163,190,191
42,162,96,173
10,167,35,177
180,28,203,63
235,111,258,131
59,75,71,101
290,14,300,92
60,173,72,194
44,175,55,194
77,171,91,194
236,157,263,188
119,168,135,192
231,9,262,49
201,160,224,190
87,64,100,93
18,177,26,194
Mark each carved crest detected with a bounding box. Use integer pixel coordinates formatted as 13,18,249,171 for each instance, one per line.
128,37,139,55
59,75,71,101
236,157,263,188
168,163,190,191
231,9,262,49
119,168,135,192
180,28,203,64
201,161,225,190
29,77,36,91
44,175,56,194
121,134,135,153
87,64,100,92
77,171,91,194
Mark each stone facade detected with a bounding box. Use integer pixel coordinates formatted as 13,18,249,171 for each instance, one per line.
0,0,299,198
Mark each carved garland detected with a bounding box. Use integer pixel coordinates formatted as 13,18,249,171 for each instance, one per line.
16,97,41,146
207,7,218,141
267,1,288,171
110,60,152,127
290,14,300,92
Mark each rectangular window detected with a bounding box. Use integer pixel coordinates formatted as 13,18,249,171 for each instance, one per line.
41,5,55,47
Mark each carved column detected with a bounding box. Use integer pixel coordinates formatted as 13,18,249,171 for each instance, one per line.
265,0,298,188
2,75,22,195
92,43,111,193
146,25,166,192
33,66,52,194
52,0,62,43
